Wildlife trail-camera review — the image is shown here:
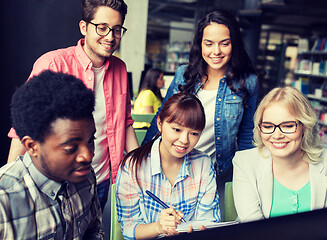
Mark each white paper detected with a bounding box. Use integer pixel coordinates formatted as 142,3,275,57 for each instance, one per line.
176,220,238,232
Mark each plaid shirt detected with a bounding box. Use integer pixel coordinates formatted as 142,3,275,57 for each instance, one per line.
116,137,220,239
0,153,103,240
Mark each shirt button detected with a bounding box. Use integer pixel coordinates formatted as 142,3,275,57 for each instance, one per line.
217,137,220,140
216,118,220,121
89,77,92,81
233,96,236,99
218,154,221,157
221,80,224,83
218,98,222,101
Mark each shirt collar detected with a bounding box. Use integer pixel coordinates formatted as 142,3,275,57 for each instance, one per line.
149,137,193,180
75,39,110,71
22,152,62,201
150,137,162,176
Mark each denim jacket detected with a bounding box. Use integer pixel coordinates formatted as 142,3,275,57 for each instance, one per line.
143,65,258,175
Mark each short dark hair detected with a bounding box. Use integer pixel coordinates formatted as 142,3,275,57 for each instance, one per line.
11,70,95,142
82,0,128,24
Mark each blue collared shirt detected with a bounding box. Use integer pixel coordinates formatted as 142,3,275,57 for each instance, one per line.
116,137,220,240
0,153,103,240
143,65,258,175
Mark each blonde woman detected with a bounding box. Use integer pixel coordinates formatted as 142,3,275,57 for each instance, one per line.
232,86,326,222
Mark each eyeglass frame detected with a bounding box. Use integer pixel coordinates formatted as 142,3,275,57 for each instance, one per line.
88,21,127,39
258,121,300,134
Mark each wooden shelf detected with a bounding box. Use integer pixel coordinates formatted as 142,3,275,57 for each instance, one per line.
307,94,327,103
294,71,327,79
318,120,327,127
298,51,327,55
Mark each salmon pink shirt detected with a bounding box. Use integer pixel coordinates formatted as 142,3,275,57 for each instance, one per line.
8,39,134,183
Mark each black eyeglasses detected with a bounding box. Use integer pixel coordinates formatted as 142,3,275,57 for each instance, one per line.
258,121,300,134
88,22,127,39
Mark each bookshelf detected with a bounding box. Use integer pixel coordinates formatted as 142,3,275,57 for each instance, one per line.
256,29,298,96
293,37,327,146
165,41,190,72
293,44,327,96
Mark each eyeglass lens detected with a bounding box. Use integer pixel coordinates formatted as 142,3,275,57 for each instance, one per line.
96,24,125,38
259,121,297,134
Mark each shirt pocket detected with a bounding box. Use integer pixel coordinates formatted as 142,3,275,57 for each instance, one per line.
224,93,243,119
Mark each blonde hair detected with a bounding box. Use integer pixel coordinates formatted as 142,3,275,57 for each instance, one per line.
253,87,323,163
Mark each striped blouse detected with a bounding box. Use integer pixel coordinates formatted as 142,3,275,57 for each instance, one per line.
116,137,220,240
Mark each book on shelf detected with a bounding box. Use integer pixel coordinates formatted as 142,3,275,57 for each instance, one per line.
292,77,309,94
319,61,326,75
321,38,326,51
311,39,318,52
310,37,327,52
312,62,320,75
296,59,312,73
298,38,309,53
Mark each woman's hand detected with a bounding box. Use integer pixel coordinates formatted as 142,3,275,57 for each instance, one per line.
157,208,184,236
186,224,206,233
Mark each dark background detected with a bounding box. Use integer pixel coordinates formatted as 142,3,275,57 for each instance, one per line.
0,0,82,167
2,0,327,168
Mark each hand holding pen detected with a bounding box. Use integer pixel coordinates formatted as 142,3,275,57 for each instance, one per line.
146,190,186,236
158,208,185,236
146,190,186,222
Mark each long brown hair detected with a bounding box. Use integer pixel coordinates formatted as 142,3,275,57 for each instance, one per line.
180,9,258,106
120,92,205,179
139,68,164,101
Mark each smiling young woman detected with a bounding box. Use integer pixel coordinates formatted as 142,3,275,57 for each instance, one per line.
143,10,260,218
233,87,326,222
116,93,220,239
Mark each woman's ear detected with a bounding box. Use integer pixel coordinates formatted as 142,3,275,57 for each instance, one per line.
157,116,162,133
21,136,39,158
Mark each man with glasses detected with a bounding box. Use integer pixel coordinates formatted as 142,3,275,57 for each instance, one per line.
7,0,139,210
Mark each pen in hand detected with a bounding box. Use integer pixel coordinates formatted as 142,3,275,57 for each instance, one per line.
146,190,186,223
